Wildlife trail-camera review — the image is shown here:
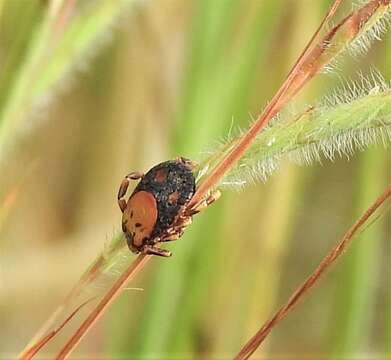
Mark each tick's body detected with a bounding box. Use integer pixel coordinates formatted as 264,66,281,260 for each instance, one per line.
117,157,219,257
132,160,196,239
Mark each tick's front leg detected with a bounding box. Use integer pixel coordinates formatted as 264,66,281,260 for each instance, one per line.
176,156,199,170
117,171,144,212
143,245,172,257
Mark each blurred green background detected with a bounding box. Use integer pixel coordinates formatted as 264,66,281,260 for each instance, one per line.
1,0,391,358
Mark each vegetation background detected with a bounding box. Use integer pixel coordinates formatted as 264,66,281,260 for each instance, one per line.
1,0,391,358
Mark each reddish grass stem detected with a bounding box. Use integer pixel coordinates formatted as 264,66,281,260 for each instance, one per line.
189,0,344,207
191,0,391,207
18,298,95,360
55,254,150,359
234,184,391,360
18,253,108,358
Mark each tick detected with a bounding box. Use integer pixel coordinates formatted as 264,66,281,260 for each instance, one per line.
117,157,221,257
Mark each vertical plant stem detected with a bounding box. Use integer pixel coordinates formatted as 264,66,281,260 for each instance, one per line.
383,31,391,356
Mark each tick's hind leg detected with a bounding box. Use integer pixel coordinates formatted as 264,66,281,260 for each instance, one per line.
160,232,183,242
186,190,221,216
117,171,144,212
160,215,193,243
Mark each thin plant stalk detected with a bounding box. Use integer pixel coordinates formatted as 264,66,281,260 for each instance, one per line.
21,235,125,351
17,298,95,360
191,0,390,205
234,183,391,360
189,0,344,205
331,149,385,357
55,254,150,359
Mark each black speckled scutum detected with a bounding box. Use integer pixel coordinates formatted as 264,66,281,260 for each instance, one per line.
132,160,196,240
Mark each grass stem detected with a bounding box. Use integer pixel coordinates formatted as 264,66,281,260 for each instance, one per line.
189,0,343,205
234,183,391,360
55,254,150,359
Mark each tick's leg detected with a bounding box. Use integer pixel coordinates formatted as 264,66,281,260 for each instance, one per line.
162,215,192,239
176,157,199,170
187,190,221,216
159,215,194,243
161,231,183,242
117,172,144,212
143,246,172,257
169,216,192,232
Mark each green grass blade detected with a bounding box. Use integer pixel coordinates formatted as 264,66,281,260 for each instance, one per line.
0,0,135,151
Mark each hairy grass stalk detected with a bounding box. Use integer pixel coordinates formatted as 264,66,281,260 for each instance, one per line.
191,0,391,204
224,84,391,186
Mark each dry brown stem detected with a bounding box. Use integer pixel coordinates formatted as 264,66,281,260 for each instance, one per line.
18,298,95,360
235,184,391,360
55,254,150,359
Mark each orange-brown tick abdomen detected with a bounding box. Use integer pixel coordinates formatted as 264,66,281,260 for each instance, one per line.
123,191,158,250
